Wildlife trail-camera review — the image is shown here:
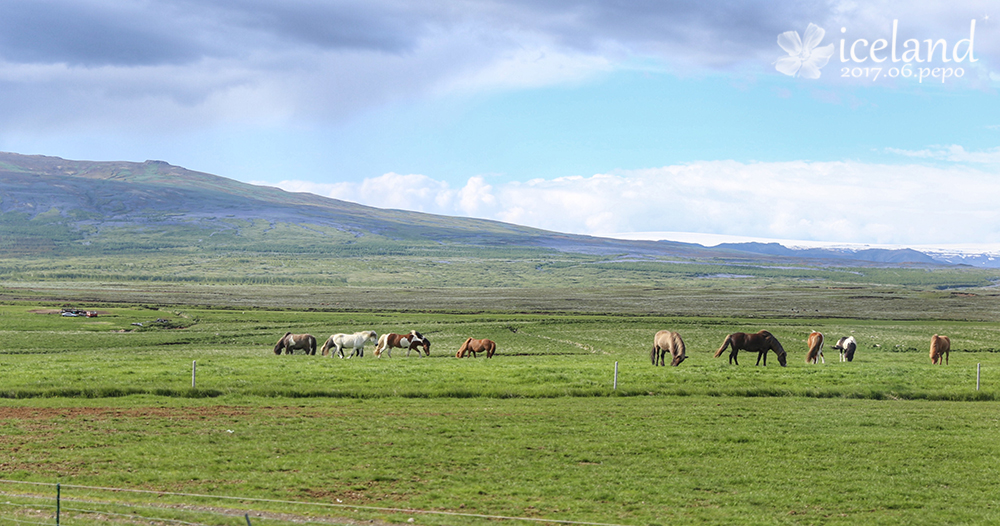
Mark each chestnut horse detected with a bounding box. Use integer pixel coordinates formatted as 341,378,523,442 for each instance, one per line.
930,334,950,365
834,336,857,362
273,332,317,355
714,330,787,367
806,331,824,364
320,330,378,359
456,338,496,358
374,331,431,358
651,330,686,366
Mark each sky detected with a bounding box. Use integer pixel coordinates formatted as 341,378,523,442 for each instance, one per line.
1,0,999,246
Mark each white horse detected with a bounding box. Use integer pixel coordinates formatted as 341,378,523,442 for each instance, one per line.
321,330,377,358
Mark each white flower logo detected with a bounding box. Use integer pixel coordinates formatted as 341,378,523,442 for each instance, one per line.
775,23,835,79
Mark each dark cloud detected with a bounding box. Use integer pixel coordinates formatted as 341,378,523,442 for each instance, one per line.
495,0,836,64
0,0,837,67
0,0,204,66
190,0,428,53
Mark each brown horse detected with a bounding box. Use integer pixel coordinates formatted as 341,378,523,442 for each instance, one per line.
714,330,787,367
457,338,496,358
651,330,686,366
273,332,317,355
930,334,950,365
806,331,824,364
374,331,431,358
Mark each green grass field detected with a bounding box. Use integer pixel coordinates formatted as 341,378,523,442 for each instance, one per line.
2,303,1000,525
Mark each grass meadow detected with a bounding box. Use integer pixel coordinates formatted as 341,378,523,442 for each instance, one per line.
2,302,1000,525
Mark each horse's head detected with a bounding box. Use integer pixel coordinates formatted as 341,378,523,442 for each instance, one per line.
420,337,431,356
670,354,686,366
273,332,291,355
769,336,787,367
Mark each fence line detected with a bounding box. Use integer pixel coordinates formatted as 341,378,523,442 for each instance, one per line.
0,480,630,526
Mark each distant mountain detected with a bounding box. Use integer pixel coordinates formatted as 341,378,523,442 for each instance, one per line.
714,242,942,265
0,152,724,259
0,152,955,267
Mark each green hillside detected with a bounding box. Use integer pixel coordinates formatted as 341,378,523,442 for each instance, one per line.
2,151,999,305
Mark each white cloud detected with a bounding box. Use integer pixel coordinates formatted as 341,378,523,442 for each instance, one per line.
886,145,1000,164
268,159,1000,245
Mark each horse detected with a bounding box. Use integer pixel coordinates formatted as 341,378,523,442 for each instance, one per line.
374,331,431,358
714,330,787,367
320,330,378,359
273,332,317,355
806,331,825,364
833,336,857,362
651,330,686,366
456,338,496,358
930,334,950,365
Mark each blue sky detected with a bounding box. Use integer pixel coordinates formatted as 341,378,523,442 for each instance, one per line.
1,1,999,245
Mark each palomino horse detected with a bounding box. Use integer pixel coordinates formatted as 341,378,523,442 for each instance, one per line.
714,330,787,367
651,330,686,366
806,331,824,364
834,336,857,362
321,330,378,358
456,338,496,358
273,332,317,355
374,331,431,358
930,334,950,365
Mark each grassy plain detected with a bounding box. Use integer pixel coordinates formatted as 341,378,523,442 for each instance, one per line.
2,302,1000,525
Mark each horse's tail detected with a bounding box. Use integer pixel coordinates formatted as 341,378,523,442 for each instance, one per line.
714,335,733,358
374,333,388,357
320,337,333,357
486,340,496,359
309,335,317,355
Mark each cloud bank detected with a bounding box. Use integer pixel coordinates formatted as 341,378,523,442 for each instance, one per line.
267,155,1000,245
0,0,996,133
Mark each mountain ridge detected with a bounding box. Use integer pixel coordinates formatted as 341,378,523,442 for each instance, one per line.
0,151,953,266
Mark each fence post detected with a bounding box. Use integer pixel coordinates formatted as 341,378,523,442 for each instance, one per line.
613,361,618,390
56,483,60,526
245,513,252,526
192,360,197,389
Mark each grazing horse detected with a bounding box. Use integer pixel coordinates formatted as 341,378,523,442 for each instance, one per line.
456,338,496,358
714,331,787,367
930,334,950,365
651,330,687,366
321,330,378,358
273,332,317,355
806,331,825,364
833,336,857,362
374,331,431,358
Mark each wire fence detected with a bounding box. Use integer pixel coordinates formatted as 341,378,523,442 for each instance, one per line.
0,480,629,526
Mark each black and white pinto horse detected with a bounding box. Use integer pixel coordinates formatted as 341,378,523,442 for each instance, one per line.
833,336,857,362
321,330,378,358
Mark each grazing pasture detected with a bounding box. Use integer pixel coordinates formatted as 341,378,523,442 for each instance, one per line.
3,304,1000,525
